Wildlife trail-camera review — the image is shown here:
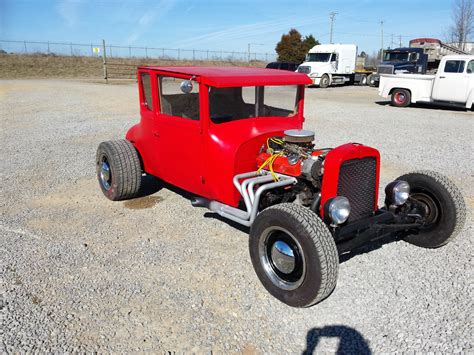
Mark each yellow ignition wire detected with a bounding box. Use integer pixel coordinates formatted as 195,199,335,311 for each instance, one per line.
257,151,284,181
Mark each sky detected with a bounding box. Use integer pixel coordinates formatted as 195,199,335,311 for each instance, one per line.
0,0,460,57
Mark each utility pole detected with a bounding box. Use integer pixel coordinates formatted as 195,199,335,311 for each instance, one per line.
329,12,337,44
399,35,402,47
390,34,394,49
380,20,384,60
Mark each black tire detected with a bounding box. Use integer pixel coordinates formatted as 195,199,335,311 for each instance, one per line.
391,88,411,107
96,139,142,201
367,74,373,86
249,203,338,307
397,170,466,248
319,74,330,88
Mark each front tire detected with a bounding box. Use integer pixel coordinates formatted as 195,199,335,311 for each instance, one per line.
319,74,330,88
397,170,466,248
391,88,411,107
96,139,142,201
249,203,339,307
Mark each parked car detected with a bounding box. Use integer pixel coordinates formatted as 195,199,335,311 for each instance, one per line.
265,62,299,71
379,55,474,109
96,66,466,307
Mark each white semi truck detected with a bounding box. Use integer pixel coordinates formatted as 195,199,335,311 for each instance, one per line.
297,44,371,88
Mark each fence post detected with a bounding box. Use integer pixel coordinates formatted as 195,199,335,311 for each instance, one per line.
24,41,27,53
102,39,108,84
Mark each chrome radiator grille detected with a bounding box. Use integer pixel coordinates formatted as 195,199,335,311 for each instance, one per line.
337,157,377,222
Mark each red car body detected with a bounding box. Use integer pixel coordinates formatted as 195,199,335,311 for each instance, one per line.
126,67,379,218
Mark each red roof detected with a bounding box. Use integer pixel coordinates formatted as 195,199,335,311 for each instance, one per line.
138,66,312,87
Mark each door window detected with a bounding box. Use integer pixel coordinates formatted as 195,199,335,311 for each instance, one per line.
140,73,153,110
467,60,474,74
444,60,465,73
158,77,200,120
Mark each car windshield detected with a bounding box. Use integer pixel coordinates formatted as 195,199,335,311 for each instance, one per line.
306,53,331,62
209,85,299,124
384,52,409,62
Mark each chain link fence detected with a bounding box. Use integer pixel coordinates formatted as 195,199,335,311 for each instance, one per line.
0,39,277,63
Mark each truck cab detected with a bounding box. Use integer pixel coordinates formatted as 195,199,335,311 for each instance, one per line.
371,48,428,86
297,44,357,87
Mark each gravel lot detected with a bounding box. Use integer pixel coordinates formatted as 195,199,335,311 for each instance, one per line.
1,79,472,353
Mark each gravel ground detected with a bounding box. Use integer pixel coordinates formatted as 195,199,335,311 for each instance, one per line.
0,79,472,353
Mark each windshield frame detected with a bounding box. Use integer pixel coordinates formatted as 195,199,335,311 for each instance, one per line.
383,51,410,62
306,53,331,62
207,85,302,125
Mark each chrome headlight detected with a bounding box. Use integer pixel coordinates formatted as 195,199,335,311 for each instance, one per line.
326,196,351,225
385,180,410,206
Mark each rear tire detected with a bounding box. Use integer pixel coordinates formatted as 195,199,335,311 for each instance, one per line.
319,74,330,88
397,170,466,248
391,89,411,107
96,139,142,201
249,203,338,307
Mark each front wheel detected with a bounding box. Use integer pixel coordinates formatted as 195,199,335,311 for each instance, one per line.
319,74,330,88
391,88,411,107
397,170,466,248
249,203,339,307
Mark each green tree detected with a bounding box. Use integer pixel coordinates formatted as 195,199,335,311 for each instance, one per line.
275,29,319,63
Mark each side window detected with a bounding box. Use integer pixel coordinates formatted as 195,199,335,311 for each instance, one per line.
159,77,200,120
140,73,153,110
444,60,465,73
330,53,337,62
467,60,474,74
280,63,289,70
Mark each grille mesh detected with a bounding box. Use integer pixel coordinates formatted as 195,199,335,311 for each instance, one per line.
377,65,394,74
297,66,311,74
337,158,377,222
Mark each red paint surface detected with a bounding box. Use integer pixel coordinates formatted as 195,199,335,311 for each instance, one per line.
320,143,380,217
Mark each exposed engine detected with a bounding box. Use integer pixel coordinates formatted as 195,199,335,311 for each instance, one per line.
256,129,331,210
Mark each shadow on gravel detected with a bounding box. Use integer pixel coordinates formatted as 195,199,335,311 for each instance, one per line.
338,234,399,264
303,325,371,355
375,100,471,112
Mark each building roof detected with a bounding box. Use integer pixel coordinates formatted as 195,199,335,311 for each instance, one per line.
137,66,312,87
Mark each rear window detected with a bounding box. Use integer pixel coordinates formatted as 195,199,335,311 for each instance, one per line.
140,73,153,110
444,60,465,73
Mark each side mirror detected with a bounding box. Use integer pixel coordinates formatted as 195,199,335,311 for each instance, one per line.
180,80,193,93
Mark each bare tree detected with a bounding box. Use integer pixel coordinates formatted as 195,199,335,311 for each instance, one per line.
449,0,474,50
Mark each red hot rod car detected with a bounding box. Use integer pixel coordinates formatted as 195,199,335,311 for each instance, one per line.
96,67,466,307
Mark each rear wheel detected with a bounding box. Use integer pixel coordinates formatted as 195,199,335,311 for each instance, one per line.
96,139,142,201
360,74,367,85
319,74,330,88
391,89,411,107
367,74,373,86
249,203,338,307
397,170,466,248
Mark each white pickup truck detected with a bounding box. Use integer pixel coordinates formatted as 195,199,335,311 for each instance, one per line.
379,55,474,109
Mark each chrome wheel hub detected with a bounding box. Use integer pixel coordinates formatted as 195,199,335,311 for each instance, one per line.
99,158,111,190
259,227,306,290
271,240,295,274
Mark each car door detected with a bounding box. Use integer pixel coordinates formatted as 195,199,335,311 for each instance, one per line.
432,59,469,102
153,75,204,195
